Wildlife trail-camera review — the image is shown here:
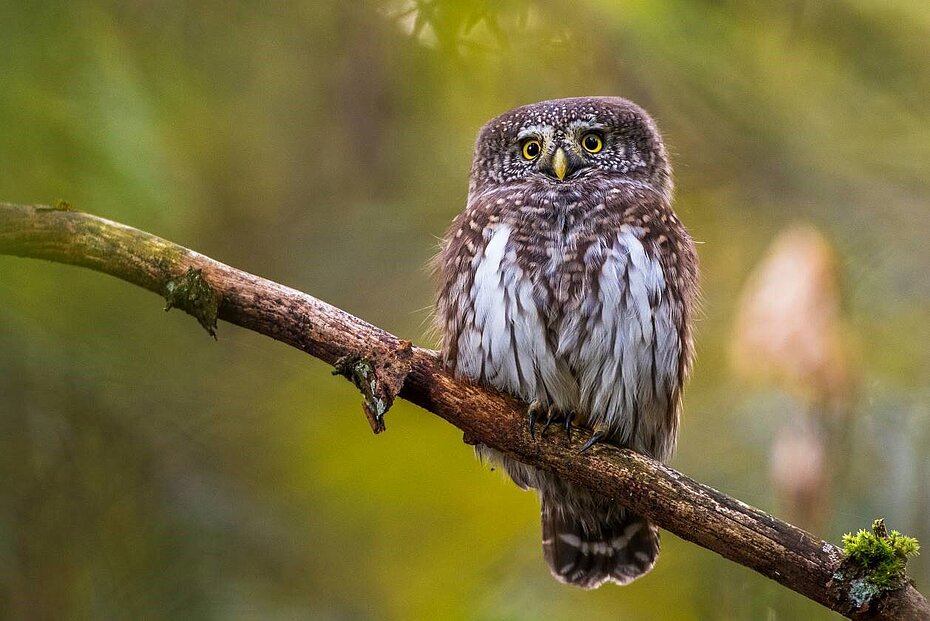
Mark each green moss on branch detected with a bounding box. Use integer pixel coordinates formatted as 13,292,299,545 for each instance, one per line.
840,518,920,607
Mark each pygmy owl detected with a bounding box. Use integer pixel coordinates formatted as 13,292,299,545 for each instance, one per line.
436,97,698,588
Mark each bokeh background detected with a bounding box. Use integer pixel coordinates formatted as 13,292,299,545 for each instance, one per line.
1,1,928,619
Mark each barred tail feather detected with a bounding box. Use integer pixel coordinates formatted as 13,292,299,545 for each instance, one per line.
541,495,659,588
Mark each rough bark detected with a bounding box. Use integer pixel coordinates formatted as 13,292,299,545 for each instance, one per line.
0,202,926,620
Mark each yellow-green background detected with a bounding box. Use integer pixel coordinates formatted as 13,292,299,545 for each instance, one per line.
1,1,928,619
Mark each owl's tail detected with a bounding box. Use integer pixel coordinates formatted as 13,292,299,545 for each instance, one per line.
541,494,659,588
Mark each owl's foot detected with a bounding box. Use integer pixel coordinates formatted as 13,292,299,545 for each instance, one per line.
578,427,608,454
527,402,574,442
542,409,575,443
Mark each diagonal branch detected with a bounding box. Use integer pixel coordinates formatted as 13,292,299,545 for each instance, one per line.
0,202,925,620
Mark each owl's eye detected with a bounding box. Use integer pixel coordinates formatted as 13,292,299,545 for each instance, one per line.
521,139,541,160
581,133,603,154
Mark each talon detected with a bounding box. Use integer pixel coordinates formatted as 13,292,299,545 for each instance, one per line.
564,411,575,442
541,406,559,435
527,401,545,439
578,429,606,454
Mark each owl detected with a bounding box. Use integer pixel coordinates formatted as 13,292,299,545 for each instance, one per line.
436,97,699,588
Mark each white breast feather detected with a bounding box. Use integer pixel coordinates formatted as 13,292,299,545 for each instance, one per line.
458,224,576,406
456,223,680,456
576,226,680,451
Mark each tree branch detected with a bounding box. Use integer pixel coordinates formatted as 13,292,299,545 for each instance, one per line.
0,202,925,619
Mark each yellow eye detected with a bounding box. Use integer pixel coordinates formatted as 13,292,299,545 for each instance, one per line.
581,133,603,154
522,139,541,160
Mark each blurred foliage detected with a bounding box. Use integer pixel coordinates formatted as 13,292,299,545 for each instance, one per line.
1,0,928,619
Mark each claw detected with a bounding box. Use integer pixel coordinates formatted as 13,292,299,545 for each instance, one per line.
541,407,559,435
564,411,575,442
578,429,606,454
527,401,545,439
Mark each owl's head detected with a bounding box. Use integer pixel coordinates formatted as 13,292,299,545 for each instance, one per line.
469,97,671,199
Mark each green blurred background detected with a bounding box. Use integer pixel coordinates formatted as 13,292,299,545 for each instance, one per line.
1,1,928,619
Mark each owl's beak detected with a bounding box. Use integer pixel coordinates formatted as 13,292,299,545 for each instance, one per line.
552,148,569,181
540,147,579,182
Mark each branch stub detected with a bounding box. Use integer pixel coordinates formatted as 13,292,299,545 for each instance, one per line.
163,267,220,339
